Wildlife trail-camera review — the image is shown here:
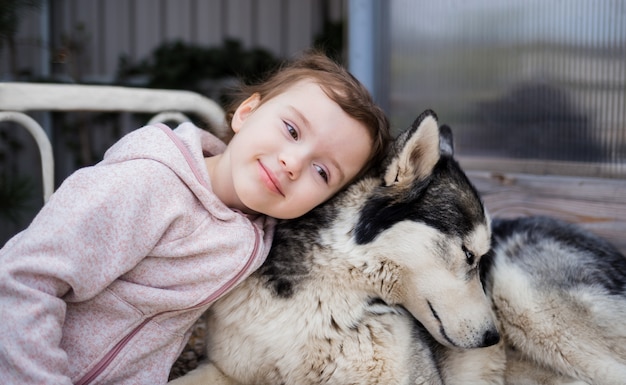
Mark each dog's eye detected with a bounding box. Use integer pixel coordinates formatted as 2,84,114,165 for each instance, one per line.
462,246,475,265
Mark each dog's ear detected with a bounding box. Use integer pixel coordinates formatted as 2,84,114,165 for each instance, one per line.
384,110,441,187
439,124,454,157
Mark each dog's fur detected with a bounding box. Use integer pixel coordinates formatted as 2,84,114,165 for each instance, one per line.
169,111,626,385
483,216,626,384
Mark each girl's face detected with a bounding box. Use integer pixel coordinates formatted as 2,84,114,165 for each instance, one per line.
225,80,372,219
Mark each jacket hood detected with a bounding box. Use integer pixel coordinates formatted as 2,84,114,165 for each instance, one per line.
101,122,234,220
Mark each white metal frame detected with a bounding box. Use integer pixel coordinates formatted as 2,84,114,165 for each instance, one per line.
0,82,226,203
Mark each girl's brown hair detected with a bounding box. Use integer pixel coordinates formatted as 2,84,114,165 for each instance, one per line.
225,50,391,182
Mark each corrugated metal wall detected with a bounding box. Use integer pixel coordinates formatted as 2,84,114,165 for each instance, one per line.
2,0,346,82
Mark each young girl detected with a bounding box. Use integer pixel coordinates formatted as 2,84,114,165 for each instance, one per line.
0,51,390,384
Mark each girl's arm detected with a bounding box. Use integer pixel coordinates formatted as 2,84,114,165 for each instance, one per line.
0,159,181,384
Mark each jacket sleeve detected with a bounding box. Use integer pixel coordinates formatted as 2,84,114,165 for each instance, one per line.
0,159,182,384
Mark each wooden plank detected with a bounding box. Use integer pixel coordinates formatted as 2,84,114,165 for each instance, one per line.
460,156,626,179
467,170,626,255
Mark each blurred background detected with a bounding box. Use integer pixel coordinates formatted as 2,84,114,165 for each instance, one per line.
1,0,625,243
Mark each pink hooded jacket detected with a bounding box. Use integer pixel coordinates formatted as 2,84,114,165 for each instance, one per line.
0,122,276,384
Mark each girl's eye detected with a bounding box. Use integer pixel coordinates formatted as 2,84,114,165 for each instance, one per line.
314,164,329,183
285,122,298,140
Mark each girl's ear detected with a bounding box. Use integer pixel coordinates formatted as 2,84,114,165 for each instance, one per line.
231,93,261,133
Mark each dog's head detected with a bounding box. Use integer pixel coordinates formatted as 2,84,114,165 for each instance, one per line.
354,110,499,349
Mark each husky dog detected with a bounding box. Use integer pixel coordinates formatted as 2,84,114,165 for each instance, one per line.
170,111,626,385
169,110,504,385
483,216,626,385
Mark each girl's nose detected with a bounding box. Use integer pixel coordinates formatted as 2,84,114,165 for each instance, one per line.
279,152,303,180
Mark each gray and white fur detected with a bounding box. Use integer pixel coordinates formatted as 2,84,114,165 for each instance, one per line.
169,111,626,385
482,215,626,384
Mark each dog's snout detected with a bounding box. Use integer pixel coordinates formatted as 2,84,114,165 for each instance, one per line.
482,328,500,347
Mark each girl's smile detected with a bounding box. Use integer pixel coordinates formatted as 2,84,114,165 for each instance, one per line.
257,160,284,196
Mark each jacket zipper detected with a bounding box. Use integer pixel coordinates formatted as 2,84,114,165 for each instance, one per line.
74,124,263,384
75,225,261,385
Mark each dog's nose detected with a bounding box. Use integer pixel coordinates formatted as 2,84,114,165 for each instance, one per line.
482,328,500,347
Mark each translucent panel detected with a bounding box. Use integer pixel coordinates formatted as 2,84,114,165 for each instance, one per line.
390,0,626,177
